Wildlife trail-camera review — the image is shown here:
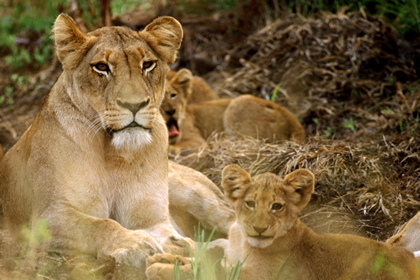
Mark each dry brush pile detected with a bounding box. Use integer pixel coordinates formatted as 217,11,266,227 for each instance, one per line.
173,10,420,241
220,10,418,140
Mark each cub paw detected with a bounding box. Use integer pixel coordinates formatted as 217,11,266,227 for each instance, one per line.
146,253,193,280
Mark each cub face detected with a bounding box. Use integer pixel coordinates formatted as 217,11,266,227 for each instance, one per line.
54,14,183,149
161,69,192,144
222,164,315,248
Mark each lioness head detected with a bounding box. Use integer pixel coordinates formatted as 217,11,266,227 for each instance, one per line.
222,164,314,248
53,14,183,149
160,69,192,144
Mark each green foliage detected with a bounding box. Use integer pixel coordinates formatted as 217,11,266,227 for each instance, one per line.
286,0,419,39
0,73,30,108
112,0,146,15
342,117,356,132
0,1,69,70
380,108,393,114
0,85,14,106
171,226,243,280
323,126,333,138
372,251,386,274
270,83,281,102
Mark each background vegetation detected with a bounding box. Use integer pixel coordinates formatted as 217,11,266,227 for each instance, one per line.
0,0,418,278
0,0,418,71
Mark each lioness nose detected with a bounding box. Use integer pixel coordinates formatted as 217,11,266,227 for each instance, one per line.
253,226,268,234
117,98,150,114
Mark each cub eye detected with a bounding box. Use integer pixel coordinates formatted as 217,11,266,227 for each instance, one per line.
92,63,110,77
271,203,283,212
143,61,156,72
169,93,177,99
245,201,256,209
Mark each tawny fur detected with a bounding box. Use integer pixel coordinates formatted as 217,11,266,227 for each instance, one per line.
160,70,305,154
220,165,418,280
387,211,420,253
0,14,194,274
167,68,219,104
145,166,418,280
161,68,219,147
168,161,235,239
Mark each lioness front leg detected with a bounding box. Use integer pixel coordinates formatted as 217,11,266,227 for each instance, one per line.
45,207,164,271
146,253,193,280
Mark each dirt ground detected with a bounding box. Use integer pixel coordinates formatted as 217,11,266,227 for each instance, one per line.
0,6,419,278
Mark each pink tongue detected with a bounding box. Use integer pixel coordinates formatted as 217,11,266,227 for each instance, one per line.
168,123,179,137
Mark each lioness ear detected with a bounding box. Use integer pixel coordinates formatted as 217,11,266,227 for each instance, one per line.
141,16,183,65
222,164,252,203
172,68,192,100
283,169,314,210
52,13,94,69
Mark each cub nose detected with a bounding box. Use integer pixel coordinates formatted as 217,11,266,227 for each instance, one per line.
253,226,268,234
166,109,176,116
117,98,150,114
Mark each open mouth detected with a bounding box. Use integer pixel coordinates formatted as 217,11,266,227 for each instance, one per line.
167,118,179,138
106,122,150,136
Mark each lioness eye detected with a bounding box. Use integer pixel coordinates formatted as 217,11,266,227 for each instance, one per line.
169,93,177,99
143,61,156,71
92,63,110,77
245,201,256,209
271,203,283,211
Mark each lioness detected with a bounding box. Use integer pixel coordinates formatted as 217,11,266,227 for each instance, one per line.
0,14,193,272
146,165,418,280
168,161,234,239
160,70,305,153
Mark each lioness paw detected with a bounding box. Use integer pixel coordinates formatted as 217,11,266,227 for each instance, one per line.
146,253,193,280
162,235,195,256
102,230,164,268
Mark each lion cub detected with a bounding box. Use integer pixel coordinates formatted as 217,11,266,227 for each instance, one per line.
220,165,418,280
161,69,305,154
146,165,418,279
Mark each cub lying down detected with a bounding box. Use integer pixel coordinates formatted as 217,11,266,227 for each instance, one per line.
161,69,305,154
161,68,219,143
387,211,420,257
146,165,418,280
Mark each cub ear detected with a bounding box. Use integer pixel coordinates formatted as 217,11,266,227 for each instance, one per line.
171,68,193,100
52,13,93,69
222,164,252,203
141,16,183,65
283,169,315,210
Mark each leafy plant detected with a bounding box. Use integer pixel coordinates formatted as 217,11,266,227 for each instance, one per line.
342,117,356,132
171,226,243,280
323,126,333,138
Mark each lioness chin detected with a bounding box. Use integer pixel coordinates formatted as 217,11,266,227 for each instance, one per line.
0,13,194,276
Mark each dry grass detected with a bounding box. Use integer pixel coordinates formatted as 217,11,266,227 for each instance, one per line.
173,134,420,240
0,7,419,279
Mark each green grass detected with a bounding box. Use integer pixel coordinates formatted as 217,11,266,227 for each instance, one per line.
0,0,418,71
286,0,419,39
171,226,244,280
